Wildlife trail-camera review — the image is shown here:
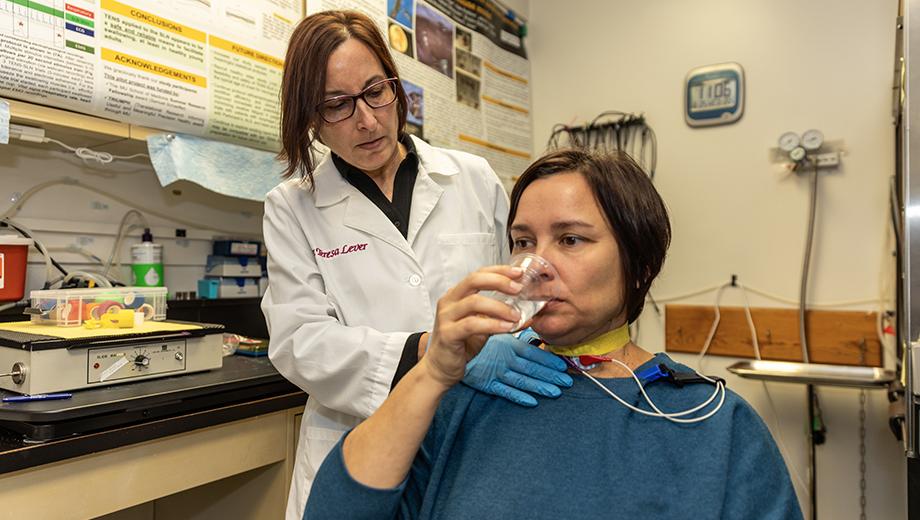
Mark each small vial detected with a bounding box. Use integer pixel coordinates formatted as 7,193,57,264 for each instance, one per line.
486,253,559,331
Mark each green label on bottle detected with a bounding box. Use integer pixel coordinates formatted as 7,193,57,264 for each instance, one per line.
131,264,164,287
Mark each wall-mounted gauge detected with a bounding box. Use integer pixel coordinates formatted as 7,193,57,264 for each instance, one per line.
789,146,806,162
778,132,800,152
802,129,824,151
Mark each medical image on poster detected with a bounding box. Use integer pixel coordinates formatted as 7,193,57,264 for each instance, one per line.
388,21,414,58
456,72,480,109
455,26,471,52
388,0,414,29
415,3,454,78
456,48,481,77
402,79,425,139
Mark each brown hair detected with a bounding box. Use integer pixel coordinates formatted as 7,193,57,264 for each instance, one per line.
278,10,408,185
508,149,671,324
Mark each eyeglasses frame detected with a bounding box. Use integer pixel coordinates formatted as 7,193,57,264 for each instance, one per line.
316,77,400,123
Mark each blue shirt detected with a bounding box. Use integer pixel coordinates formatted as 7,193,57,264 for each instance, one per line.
306,353,803,519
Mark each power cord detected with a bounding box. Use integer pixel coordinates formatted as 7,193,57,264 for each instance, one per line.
546,111,657,179
8,124,149,165
43,137,150,165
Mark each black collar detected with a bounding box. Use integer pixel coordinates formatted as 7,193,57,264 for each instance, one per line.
331,134,419,239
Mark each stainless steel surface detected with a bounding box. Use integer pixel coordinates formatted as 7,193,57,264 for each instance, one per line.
902,0,917,457
727,360,896,388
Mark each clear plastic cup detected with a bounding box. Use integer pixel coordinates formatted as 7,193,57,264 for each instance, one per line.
485,253,559,332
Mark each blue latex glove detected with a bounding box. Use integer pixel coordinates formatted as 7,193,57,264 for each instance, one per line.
462,329,573,407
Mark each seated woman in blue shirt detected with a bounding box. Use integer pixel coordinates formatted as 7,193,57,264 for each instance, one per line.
305,149,803,520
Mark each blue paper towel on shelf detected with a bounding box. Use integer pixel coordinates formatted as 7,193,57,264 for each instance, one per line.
146,133,284,201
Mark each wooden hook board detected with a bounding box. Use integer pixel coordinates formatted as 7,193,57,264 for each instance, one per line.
664,304,882,367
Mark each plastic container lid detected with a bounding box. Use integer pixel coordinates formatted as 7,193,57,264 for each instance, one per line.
0,235,33,246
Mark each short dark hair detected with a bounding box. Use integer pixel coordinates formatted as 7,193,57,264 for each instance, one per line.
508,149,671,324
278,10,408,185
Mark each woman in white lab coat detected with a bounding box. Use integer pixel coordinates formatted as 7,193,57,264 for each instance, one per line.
261,11,572,520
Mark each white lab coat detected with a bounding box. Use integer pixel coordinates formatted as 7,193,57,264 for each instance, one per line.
261,135,509,520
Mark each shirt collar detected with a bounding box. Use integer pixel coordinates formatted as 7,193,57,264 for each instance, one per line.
410,136,459,177
312,134,458,207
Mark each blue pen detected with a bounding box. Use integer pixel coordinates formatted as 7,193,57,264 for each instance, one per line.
2,393,72,403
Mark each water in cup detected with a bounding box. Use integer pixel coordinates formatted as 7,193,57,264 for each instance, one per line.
485,253,558,332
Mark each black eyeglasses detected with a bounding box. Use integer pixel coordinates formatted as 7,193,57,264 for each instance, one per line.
317,78,399,123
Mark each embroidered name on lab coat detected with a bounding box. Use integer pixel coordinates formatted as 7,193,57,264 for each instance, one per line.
314,243,368,259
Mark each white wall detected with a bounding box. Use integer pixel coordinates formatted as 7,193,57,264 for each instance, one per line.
528,0,902,518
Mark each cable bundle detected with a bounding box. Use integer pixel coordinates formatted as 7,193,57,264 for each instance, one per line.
546,111,657,180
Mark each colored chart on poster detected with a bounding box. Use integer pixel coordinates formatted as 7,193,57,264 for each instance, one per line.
0,0,301,151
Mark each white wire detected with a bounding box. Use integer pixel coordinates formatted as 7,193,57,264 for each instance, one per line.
690,277,809,502
649,284,723,303
0,301,22,312
43,137,149,165
0,178,260,238
47,245,104,265
575,357,726,424
739,287,878,308
652,283,879,308
61,270,112,288
108,226,144,282
694,281,761,370
742,287,809,497
1,217,54,287
760,380,810,497
739,282,761,358
695,283,728,370
103,210,149,279
0,179,76,221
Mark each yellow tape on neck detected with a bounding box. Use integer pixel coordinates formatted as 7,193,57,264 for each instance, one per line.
546,323,630,357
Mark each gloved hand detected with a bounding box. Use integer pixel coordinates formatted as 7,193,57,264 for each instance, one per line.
462,329,573,407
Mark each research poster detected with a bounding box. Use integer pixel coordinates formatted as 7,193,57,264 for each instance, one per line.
0,0,300,150
0,0,532,184
328,0,533,185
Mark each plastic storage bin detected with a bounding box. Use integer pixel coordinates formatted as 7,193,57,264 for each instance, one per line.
205,255,261,278
213,239,261,257
0,235,32,302
198,278,259,299
28,287,168,327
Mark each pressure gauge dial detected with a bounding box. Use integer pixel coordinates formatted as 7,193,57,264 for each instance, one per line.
802,129,824,151
778,132,800,152
789,146,806,162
